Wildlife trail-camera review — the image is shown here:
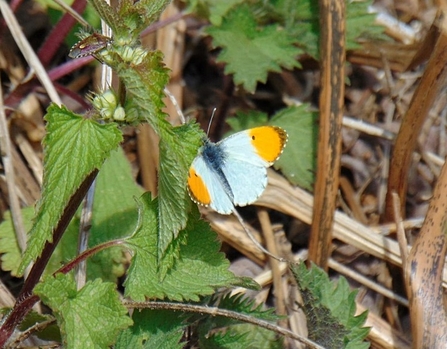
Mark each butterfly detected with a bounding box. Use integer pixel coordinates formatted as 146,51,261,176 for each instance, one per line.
187,126,288,214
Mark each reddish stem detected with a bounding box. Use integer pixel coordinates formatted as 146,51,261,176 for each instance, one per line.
37,0,88,67
0,170,98,347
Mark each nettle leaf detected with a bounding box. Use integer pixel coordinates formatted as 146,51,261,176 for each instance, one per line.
116,309,188,349
111,50,192,261
272,0,320,58
158,122,203,270
115,0,148,37
270,105,317,190
207,4,302,93
19,104,122,274
34,273,132,348
226,111,268,134
291,263,370,349
346,0,385,50
134,0,171,30
0,207,34,276
186,0,244,25
87,0,127,37
19,311,61,342
198,294,281,349
272,0,384,58
202,323,282,349
112,50,169,130
217,294,279,322
111,48,204,264
44,148,143,280
200,294,280,332
88,148,144,282
0,205,79,278
226,105,317,190
124,193,239,301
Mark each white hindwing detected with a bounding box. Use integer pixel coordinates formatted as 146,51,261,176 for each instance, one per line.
190,155,235,214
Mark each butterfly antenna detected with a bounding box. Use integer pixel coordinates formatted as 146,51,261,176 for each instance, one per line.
206,108,217,136
232,209,289,263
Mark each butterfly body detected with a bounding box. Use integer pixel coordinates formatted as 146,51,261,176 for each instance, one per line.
188,126,288,214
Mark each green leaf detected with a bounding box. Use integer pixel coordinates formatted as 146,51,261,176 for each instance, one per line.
198,294,282,349
0,206,79,278
34,273,132,348
267,0,385,58
134,0,171,30
111,51,185,259
226,111,269,134
116,309,188,349
0,207,34,276
112,50,169,130
202,323,282,349
19,311,61,342
45,148,143,280
216,294,279,322
186,0,245,25
291,262,370,349
207,4,302,93
46,213,80,276
270,104,317,190
107,46,204,264
88,148,144,282
19,104,122,274
271,0,320,58
157,122,203,269
346,0,386,50
87,0,128,40
124,193,239,301
226,105,317,190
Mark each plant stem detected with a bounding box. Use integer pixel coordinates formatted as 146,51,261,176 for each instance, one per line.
0,170,98,347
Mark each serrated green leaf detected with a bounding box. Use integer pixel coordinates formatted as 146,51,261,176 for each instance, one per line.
113,50,169,130
271,0,320,58
158,122,203,270
270,105,316,190
111,51,198,261
88,148,144,282
34,273,132,349
19,104,122,274
186,0,244,25
216,294,279,322
267,0,385,58
45,213,79,276
202,323,282,349
346,0,385,50
45,148,143,280
116,309,187,349
0,207,34,276
198,294,282,348
200,330,248,349
207,4,302,93
124,193,239,301
0,206,79,278
134,0,171,29
19,311,61,342
226,105,317,190
195,293,281,349
291,262,370,349
226,111,269,134
87,0,128,38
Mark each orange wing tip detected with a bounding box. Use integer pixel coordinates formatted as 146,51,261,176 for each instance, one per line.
187,167,211,206
249,126,288,163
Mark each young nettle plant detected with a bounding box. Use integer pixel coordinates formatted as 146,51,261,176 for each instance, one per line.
0,0,379,347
